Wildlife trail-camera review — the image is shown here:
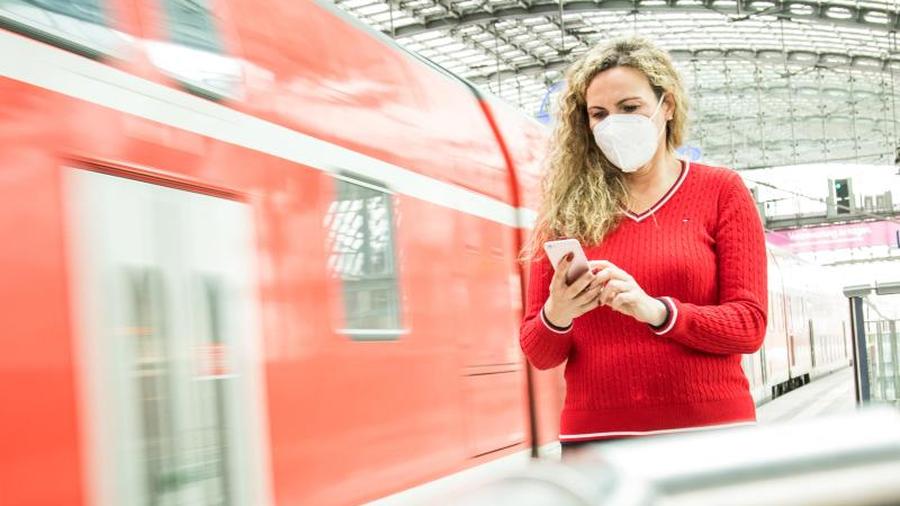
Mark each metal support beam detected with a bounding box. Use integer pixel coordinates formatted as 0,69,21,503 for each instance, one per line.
850,72,861,161
691,60,706,152
843,290,871,404
765,208,900,229
754,63,768,165
468,49,900,84
817,67,830,162
890,32,899,158
854,296,870,403
724,60,737,167
388,0,900,38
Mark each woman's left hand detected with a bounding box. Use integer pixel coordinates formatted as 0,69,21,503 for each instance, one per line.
590,260,668,326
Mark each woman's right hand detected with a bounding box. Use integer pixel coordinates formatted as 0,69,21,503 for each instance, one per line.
543,253,605,328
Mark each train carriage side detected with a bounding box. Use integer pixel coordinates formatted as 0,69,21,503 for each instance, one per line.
0,0,537,504
764,247,794,397
757,246,852,402
790,255,852,379
229,4,533,503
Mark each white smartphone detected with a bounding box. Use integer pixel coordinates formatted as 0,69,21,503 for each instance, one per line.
543,238,590,285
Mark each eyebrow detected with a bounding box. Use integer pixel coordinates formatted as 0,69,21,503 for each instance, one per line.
588,96,643,110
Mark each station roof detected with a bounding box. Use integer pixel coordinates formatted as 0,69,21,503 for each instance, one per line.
334,0,900,170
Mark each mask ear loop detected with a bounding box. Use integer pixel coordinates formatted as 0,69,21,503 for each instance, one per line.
650,93,668,144
649,92,666,121
650,92,672,145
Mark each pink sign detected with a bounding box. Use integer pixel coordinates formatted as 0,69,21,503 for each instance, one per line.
766,221,900,253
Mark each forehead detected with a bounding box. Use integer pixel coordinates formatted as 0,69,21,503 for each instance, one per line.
585,66,655,107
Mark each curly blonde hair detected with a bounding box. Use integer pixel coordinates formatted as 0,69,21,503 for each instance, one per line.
524,36,689,260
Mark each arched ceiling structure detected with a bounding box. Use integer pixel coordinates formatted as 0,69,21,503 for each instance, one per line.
334,0,900,169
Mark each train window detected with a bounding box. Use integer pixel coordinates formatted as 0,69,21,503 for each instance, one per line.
148,0,242,99
325,176,404,339
161,0,221,53
0,0,127,58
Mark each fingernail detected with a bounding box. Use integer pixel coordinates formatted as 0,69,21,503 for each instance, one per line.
566,252,574,261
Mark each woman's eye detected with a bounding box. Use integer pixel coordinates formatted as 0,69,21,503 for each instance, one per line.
623,105,639,113
591,112,606,120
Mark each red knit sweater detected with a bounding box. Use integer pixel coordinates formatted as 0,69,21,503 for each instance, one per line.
520,160,768,442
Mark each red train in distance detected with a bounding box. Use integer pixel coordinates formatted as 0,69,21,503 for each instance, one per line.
0,1,850,504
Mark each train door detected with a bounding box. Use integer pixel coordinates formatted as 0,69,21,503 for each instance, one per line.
765,250,790,387
66,168,272,506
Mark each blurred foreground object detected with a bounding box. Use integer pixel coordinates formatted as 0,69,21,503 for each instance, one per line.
454,407,900,506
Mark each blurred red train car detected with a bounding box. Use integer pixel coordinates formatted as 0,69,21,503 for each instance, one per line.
0,1,850,504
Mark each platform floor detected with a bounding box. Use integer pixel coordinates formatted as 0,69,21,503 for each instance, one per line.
757,366,857,423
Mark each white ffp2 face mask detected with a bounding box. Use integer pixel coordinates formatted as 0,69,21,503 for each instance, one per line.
592,94,666,173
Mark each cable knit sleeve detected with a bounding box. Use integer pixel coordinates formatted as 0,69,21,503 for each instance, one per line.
652,172,768,354
519,254,573,369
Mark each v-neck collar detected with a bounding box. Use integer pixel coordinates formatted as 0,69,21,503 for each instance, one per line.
624,158,690,223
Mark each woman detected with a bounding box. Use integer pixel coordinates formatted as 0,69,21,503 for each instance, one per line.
519,37,767,457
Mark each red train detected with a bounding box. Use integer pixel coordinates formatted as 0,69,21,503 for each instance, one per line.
0,1,850,504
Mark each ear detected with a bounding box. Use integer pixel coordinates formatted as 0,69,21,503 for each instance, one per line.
664,93,675,121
